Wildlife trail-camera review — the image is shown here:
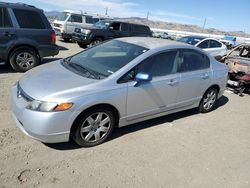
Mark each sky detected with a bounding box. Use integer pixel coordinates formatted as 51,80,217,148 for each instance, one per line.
4,0,250,33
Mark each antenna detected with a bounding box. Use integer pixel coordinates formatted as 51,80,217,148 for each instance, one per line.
105,7,108,15
146,12,150,20
202,18,207,32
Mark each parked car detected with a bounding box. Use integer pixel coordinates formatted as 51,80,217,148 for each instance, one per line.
220,36,245,49
0,2,59,72
220,44,250,95
152,31,171,40
178,36,227,60
72,20,152,48
11,37,228,147
53,10,110,42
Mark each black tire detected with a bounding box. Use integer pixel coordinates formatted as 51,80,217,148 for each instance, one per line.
199,87,218,113
9,47,39,72
63,38,70,42
90,37,103,47
72,107,115,147
77,42,87,48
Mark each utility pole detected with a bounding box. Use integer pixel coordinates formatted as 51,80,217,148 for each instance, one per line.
146,12,150,20
202,18,207,32
105,7,108,16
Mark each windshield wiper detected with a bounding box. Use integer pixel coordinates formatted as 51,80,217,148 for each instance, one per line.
66,61,101,79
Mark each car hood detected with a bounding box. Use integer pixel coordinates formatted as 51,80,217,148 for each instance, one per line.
19,60,99,101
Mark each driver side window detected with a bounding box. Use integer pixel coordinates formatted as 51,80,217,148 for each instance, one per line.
118,50,180,83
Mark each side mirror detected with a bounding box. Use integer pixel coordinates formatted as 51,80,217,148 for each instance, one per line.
134,73,152,87
109,26,114,30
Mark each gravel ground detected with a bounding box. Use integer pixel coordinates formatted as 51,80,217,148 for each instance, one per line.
0,38,250,188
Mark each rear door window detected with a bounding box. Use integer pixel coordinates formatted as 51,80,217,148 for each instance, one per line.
13,9,45,29
209,40,222,48
180,49,210,72
0,7,12,28
85,16,93,24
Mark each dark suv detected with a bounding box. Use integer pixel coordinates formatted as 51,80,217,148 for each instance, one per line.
0,2,59,72
72,20,152,48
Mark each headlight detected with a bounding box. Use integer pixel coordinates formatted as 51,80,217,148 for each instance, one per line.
26,100,73,112
81,29,91,35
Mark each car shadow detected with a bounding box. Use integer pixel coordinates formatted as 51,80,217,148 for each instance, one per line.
58,45,69,51
0,64,15,74
44,95,229,151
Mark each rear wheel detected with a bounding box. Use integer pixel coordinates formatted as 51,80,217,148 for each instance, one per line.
72,107,115,147
9,47,39,72
199,87,218,113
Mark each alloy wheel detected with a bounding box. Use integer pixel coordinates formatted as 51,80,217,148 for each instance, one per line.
16,52,35,68
203,90,217,110
80,112,111,142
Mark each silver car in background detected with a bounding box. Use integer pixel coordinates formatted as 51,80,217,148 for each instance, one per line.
11,37,228,147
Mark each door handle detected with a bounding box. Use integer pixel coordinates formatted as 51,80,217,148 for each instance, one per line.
4,32,14,37
168,79,179,86
201,73,209,80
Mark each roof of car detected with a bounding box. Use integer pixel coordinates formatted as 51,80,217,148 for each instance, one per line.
116,37,190,49
183,35,206,40
0,2,41,11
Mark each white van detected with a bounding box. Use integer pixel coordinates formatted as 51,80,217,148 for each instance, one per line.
53,10,109,42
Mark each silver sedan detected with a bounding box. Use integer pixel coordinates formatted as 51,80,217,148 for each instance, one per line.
11,37,228,147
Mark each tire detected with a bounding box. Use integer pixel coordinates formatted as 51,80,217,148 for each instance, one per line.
9,47,39,72
90,37,103,47
77,42,87,48
63,38,70,42
72,107,115,147
199,87,218,113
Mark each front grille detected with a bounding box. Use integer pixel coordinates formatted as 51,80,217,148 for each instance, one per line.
17,83,33,102
74,28,81,33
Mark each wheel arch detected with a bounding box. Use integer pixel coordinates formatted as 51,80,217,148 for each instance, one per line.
7,44,40,63
200,84,220,103
70,103,120,135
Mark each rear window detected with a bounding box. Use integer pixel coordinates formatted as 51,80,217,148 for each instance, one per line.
210,40,222,48
13,9,45,29
0,7,12,28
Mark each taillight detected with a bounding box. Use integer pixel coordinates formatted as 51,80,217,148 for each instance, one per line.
51,31,56,45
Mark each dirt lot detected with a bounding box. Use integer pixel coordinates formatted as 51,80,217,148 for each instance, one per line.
0,38,250,188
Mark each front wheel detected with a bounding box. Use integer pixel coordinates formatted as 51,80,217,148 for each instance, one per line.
77,42,87,48
90,37,103,47
199,88,218,113
72,107,115,147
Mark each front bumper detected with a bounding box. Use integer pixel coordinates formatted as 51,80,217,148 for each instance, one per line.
61,32,72,39
11,85,71,143
72,33,91,45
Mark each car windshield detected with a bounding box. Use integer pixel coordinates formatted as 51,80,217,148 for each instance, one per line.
223,36,235,41
178,36,204,45
58,12,69,21
67,40,148,79
93,20,110,29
